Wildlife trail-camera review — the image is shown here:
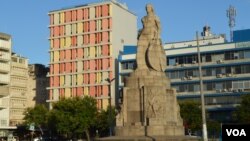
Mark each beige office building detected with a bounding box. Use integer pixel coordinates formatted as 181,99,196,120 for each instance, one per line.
0,33,48,137
9,53,29,126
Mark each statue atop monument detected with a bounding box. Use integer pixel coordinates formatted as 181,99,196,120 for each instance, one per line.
115,3,185,139
136,4,167,72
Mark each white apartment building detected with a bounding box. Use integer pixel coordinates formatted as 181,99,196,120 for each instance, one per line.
0,32,14,137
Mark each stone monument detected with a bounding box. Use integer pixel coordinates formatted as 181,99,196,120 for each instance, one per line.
96,4,200,141
115,4,184,137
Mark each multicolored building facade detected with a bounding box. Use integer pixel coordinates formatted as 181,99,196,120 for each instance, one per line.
47,1,137,109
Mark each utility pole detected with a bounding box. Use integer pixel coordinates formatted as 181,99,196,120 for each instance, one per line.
196,31,208,141
105,78,115,136
227,5,236,42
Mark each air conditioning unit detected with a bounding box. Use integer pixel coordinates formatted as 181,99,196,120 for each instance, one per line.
187,76,193,80
216,89,222,93
228,88,233,92
181,77,187,80
222,89,228,92
232,89,239,93
217,60,223,64
238,89,244,92
181,64,186,67
226,73,232,77
216,74,223,78
192,61,197,64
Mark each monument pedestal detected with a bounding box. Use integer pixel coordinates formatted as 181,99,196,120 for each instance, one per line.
115,125,184,136
115,69,184,137
95,135,200,141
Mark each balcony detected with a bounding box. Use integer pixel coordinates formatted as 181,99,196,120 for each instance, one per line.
119,68,133,74
0,52,10,62
11,81,27,87
0,63,10,73
206,104,239,111
0,40,11,51
9,115,25,121
0,95,9,109
0,104,7,109
0,86,9,97
171,72,250,85
0,74,9,84
11,70,28,77
168,58,250,70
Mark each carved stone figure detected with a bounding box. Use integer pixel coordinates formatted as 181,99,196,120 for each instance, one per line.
136,4,167,72
114,4,185,139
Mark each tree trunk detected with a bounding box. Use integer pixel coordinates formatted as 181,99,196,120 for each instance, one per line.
85,129,90,141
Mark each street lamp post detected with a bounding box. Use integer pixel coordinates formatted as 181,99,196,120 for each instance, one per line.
196,31,208,141
105,78,115,136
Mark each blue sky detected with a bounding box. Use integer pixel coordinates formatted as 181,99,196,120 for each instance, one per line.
0,0,249,65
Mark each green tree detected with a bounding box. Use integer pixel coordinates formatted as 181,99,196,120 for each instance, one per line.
233,94,250,123
179,100,202,133
207,120,221,138
94,106,116,137
48,96,97,141
24,104,48,128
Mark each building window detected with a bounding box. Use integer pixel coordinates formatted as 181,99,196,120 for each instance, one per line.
235,66,241,74
215,82,223,90
168,58,176,66
206,83,214,91
225,51,234,60
127,62,135,69
185,70,193,77
205,68,212,76
173,86,179,92
244,51,250,58
225,81,232,89
194,84,200,92
179,85,186,92
216,67,222,75
239,51,244,59
232,80,250,90
245,65,250,73
205,54,212,62
0,120,7,126
225,66,232,74
187,84,194,92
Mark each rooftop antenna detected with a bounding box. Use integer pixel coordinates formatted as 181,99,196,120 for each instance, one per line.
227,5,236,42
